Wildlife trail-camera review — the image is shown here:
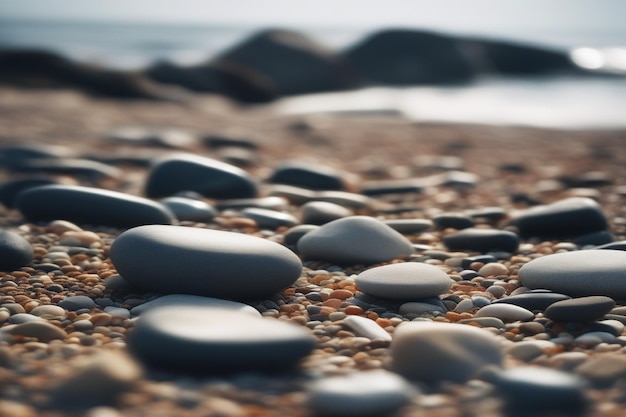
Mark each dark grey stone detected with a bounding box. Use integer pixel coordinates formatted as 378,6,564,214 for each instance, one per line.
300,201,352,225
58,295,98,311
110,225,302,300
268,160,346,191
544,296,615,322
241,207,299,230
493,290,571,312
433,213,474,230
17,185,174,228
0,229,33,271
508,197,608,240
443,228,519,253
0,177,57,208
127,306,315,372
383,219,433,234
160,197,216,222
283,224,319,246
145,154,257,199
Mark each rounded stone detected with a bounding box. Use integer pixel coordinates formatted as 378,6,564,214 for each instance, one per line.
0,177,57,209
519,250,626,298
544,296,615,322
356,262,452,300
399,301,446,314
283,224,319,246
508,197,608,240
297,216,414,265
343,316,391,342
390,321,503,383
493,367,587,412
145,154,257,199
300,201,352,225
474,303,535,322
241,207,299,230
493,290,571,312
17,185,175,228
383,219,433,235
0,229,33,271
58,295,97,311
443,228,519,253
130,294,261,317
110,225,303,300
159,197,217,222
127,306,315,372
30,305,65,318
9,321,67,342
308,370,415,417
268,160,346,191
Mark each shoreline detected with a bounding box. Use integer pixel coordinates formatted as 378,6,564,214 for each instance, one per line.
1,87,626,416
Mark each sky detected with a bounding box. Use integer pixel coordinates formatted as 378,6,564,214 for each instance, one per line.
0,0,624,33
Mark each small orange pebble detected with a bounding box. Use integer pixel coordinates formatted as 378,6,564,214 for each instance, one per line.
344,305,364,315
322,298,342,309
23,301,39,312
366,311,379,320
329,289,353,300
433,316,450,322
310,275,329,285
375,318,393,328
336,330,355,338
445,312,463,322
337,280,353,289
459,312,474,320
280,304,301,314
289,316,308,326
282,288,296,297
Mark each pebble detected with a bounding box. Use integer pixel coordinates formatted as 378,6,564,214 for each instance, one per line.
58,295,98,311
300,201,352,225
17,185,175,228
490,366,588,412
519,250,626,298
383,219,433,234
110,225,302,300
432,213,474,230
400,301,446,315
241,207,299,229
159,197,217,222
268,160,346,191
544,296,615,322
477,262,508,277
474,303,535,322
298,216,414,265
443,228,520,253
0,228,34,271
283,224,319,246
307,370,415,417
457,317,504,328
508,197,608,239
130,294,261,317
127,306,315,372
8,320,67,342
50,350,143,409
506,340,555,362
30,305,65,318
343,315,392,342
355,262,452,300
8,313,44,324
216,196,288,211
145,154,257,199
12,158,122,181
389,321,503,383
493,290,571,312
575,353,626,387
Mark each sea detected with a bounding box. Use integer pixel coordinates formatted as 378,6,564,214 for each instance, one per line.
1,18,625,129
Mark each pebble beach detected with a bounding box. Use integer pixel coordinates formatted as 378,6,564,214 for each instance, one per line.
2,86,626,417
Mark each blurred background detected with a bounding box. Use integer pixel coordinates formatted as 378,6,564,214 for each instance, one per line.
1,0,625,128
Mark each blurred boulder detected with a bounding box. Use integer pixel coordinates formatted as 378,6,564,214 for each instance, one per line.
0,49,175,100
213,28,354,96
343,29,476,85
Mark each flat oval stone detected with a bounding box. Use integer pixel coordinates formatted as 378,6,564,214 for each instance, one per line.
0,229,33,271
11,158,121,181
433,213,474,230
343,315,391,342
130,294,261,317
9,321,67,342
268,160,346,191
457,317,505,329
544,296,615,322
518,250,626,298
110,225,302,300
399,301,446,314
30,305,65,318
383,219,433,234
283,224,319,247
160,197,216,222
300,201,352,225
492,290,571,311
508,197,608,240
474,303,535,322
58,295,97,311
17,185,174,228
145,154,257,199
308,370,415,416
127,306,315,372
241,207,299,230
390,322,502,383
443,228,519,253
493,367,587,412
356,263,452,300
297,216,414,265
